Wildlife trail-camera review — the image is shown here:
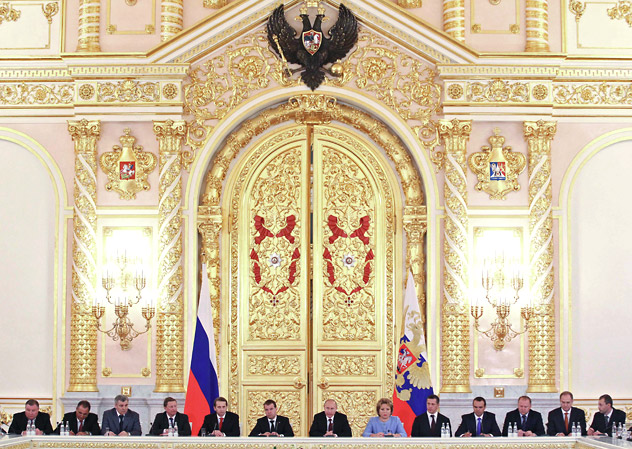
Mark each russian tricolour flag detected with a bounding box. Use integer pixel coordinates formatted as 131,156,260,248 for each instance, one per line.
393,271,434,436
184,264,220,436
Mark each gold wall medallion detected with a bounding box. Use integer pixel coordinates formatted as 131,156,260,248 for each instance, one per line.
468,128,526,200
100,128,157,200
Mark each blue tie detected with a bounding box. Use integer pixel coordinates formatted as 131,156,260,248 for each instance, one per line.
476,417,482,436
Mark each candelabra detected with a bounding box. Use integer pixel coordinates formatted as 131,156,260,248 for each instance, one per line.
93,252,155,350
470,254,532,351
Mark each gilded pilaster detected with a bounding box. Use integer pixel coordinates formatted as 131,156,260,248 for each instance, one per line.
160,0,184,42
153,120,187,393
77,0,100,52
524,119,557,393
438,119,471,393
525,0,550,52
198,209,222,359
403,207,427,323
68,119,101,392
443,0,465,42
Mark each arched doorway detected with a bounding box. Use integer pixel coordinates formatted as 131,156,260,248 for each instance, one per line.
198,96,426,436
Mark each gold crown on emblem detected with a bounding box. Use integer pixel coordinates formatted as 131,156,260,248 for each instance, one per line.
300,0,324,14
119,128,137,146
488,127,505,148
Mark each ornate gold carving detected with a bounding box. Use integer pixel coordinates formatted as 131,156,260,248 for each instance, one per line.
554,82,632,105
162,83,178,100
107,24,116,34
444,0,465,41
568,0,586,22
472,24,482,33
475,368,485,377
404,207,427,325
100,128,157,200
439,119,471,394
322,355,377,376
525,0,549,52
97,80,159,103
78,84,95,100
102,367,112,377
607,1,632,26
247,391,301,437
447,84,464,100
514,367,524,377
145,24,155,34
77,0,100,52
154,120,187,393
322,148,376,341
327,390,377,438
248,356,301,376
510,24,520,33
467,79,529,103
203,0,227,7
289,94,336,125
468,128,527,200
42,2,59,24
0,84,73,105
0,408,11,426
524,120,556,393
532,84,548,100
0,2,20,24
161,0,183,42
141,367,151,377
68,119,101,392
398,0,422,7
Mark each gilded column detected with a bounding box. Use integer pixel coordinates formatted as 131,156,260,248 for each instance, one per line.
153,120,187,393
68,119,101,392
438,119,471,393
443,0,465,42
525,0,550,52
524,120,556,392
160,0,184,42
403,207,427,323
77,0,100,52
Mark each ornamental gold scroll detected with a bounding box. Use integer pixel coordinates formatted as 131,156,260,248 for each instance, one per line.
100,128,157,200
468,128,526,200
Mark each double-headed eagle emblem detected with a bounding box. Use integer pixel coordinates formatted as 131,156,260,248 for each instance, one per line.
267,2,358,90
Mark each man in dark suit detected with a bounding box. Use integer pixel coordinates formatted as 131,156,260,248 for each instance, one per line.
455,396,501,437
309,399,352,437
547,391,587,436
8,399,53,435
149,397,191,436
249,399,294,437
588,394,626,436
101,394,142,436
54,400,100,435
411,394,452,437
199,396,240,437
502,396,545,436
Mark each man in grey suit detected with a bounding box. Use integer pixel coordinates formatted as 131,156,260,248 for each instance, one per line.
101,395,142,436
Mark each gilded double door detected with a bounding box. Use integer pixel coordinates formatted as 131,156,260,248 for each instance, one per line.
225,124,401,436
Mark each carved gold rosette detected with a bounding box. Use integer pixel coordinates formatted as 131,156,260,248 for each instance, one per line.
443,0,465,42
68,119,101,392
524,120,557,392
468,128,527,200
154,120,187,393
160,0,183,42
525,0,550,52
100,128,157,200
438,119,471,393
77,0,100,52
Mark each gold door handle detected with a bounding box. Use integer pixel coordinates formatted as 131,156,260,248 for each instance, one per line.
293,377,305,389
318,377,330,389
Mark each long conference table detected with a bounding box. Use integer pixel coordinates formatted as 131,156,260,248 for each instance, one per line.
1,435,630,449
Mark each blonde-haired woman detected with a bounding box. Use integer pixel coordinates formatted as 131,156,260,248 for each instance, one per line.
362,398,406,437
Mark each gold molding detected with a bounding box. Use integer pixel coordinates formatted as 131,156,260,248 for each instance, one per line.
444,0,465,42
106,0,156,35
398,0,422,7
203,0,227,7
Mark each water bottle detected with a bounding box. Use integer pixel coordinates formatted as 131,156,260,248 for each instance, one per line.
442,423,447,438
173,423,178,437
513,422,518,437
571,422,577,437
63,422,68,436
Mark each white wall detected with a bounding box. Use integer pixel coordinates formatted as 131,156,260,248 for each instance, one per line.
571,140,632,398
0,139,55,397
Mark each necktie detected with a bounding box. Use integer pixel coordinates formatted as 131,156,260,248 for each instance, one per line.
564,412,569,433
604,415,609,430
269,420,274,433
328,418,333,432
476,417,482,436
522,414,527,430
219,417,224,431
430,415,436,432
169,417,174,428
79,420,84,432
119,414,124,431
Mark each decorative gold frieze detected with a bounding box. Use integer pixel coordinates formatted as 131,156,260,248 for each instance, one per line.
467,79,529,103
0,83,73,106
468,128,526,200
0,2,21,24
100,128,157,200
248,356,301,376
68,119,101,392
97,80,160,103
554,82,632,105
322,355,377,376
568,0,586,22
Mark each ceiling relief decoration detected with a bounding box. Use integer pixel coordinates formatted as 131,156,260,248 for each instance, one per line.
468,128,526,200
0,0,61,54
607,1,632,26
183,28,442,168
470,0,520,34
568,0,586,21
0,3,21,24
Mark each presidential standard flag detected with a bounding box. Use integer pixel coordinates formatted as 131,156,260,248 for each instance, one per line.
184,264,220,436
392,271,434,436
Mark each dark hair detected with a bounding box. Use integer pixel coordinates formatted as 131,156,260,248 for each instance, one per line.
473,396,486,407
76,400,91,410
518,395,532,404
25,399,39,408
427,394,440,404
376,398,393,415
599,394,613,406
114,394,128,404
264,399,277,408
214,397,228,407
163,397,176,407
560,391,574,400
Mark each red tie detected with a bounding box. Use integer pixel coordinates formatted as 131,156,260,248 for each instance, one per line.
328,418,333,432
79,421,84,432
219,417,223,431
564,412,569,433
